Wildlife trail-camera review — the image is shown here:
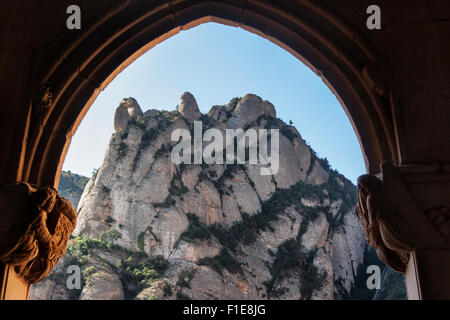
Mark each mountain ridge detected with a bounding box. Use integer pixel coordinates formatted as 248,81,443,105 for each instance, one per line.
30,93,406,300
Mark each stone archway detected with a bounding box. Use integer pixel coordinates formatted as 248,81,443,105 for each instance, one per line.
2,0,450,300
21,0,397,189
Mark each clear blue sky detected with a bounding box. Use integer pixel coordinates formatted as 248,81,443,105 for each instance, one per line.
63,22,365,184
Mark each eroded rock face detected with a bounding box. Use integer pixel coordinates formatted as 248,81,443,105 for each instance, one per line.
31,93,366,301
121,97,143,118
178,92,201,121
228,94,266,129
114,105,131,132
80,269,124,300
114,98,144,132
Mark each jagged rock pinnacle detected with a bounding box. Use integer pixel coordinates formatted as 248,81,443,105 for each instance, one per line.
114,97,143,132
228,94,276,129
34,94,366,301
120,97,143,118
114,105,131,132
178,92,202,121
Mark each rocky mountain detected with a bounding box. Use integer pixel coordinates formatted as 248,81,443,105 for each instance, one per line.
58,171,90,209
30,93,404,300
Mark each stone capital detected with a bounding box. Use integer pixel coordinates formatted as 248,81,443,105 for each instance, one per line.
356,162,450,273
0,182,77,284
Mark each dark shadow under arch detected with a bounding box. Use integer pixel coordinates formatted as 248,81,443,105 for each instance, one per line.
22,0,398,187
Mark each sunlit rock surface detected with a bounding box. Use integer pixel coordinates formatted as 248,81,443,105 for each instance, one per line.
31,93,368,300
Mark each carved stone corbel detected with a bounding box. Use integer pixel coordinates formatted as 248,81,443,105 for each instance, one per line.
0,182,77,284
356,161,449,273
362,63,387,97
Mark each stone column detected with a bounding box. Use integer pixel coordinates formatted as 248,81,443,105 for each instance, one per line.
0,182,77,300
356,162,450,300
0,263,30,300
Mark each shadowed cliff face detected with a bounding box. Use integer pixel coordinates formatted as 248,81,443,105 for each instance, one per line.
58,171,90,209
30,93,367,300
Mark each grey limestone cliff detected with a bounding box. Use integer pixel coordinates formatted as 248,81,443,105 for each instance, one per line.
30,93,366,300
